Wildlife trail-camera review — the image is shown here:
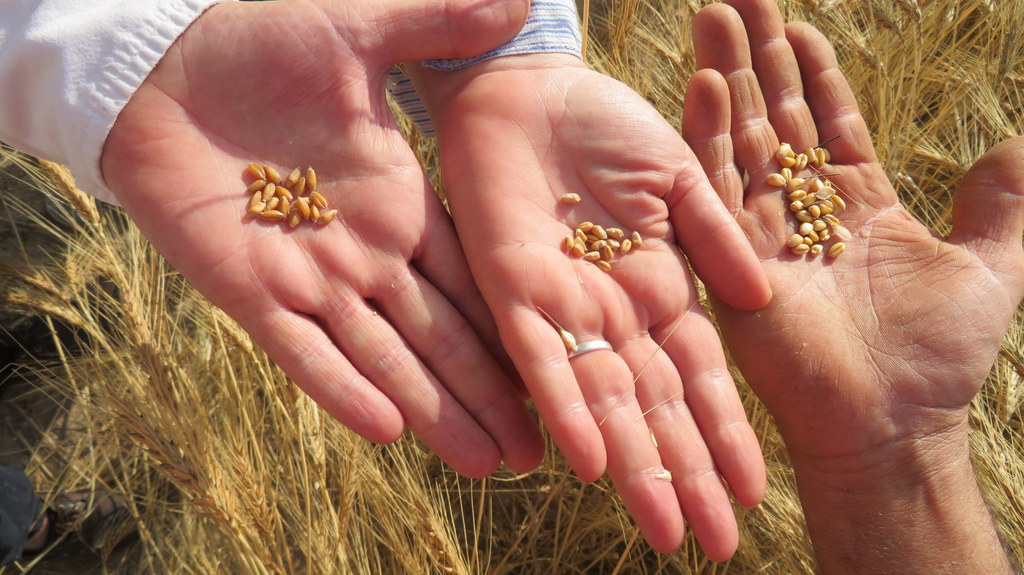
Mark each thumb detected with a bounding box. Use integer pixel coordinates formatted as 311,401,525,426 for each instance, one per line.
948,137,1024,276
351,0,529,65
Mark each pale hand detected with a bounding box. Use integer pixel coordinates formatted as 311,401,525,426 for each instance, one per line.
409,55,772,558
100,0,546,477
683,0,1024,462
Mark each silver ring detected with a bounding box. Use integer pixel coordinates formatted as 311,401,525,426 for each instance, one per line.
569,339,614,359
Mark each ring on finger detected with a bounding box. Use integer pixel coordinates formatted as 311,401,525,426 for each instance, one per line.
569,339,614,359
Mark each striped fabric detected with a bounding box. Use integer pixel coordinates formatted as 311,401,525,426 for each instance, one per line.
387,0,582,137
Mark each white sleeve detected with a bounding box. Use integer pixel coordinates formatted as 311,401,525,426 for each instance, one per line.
0,0,231,205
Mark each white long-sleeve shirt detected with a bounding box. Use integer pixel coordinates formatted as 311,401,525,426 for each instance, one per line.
0,0,226,205
0,0,581,205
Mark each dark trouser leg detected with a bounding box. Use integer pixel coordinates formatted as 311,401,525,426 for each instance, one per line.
0,465,42,566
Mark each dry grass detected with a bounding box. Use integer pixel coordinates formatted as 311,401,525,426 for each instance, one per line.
1,0,1022,573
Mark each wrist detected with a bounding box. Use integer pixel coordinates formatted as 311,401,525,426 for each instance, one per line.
405,53,586,115
787,423,1015,574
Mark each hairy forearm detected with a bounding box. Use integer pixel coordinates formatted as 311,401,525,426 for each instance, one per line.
788,425,1015,574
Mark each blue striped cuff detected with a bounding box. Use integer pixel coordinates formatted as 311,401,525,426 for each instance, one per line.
387,0,583,137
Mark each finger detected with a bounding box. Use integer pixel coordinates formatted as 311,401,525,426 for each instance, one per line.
621,324,743,561
664,166,773,311
355,0,529,64
653,311,766,509
241,307,405,444
693,3,778,177
569,345,685,553
785,22,878,167
502,307,607,481
682,69,743,213
372,268,545,474
949,137,1024,279
726,0,818,149
315,283,504,478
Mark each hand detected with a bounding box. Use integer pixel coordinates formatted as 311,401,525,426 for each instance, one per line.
683,0,1024,467
99,0,546,477
408,55,772,558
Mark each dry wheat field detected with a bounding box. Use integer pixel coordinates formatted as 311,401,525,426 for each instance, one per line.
1,0,1022,573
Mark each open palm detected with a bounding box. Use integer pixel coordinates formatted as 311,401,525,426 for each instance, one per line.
411,56,772,558
683,0,1024,463
99,0,545,477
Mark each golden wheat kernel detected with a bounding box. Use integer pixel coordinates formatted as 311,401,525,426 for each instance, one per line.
785,177,806,192
275,187,293,202
284,168,301,188
630,230,643,247
787,234,804,248
787,189,808,202
833,224,853,241
560,193,582,204
807,204,821,219
780,155,797,169
260,182,278,202
828,242,846,257
815,186,835,201
259,209,286,221
583,251,601,262
563,235,576,252
794,154,809,171
571,243,586,258
292,176,306,196
305,167,317,191
799,222,814,236
777,142,795,160
310,191,329,210
791,243,810,255
319,209,338,225
288,209,302,228
819,201,834,215
296,196,311,220
809,243,824,256
601,245,615,260
246,194,266,216
590,225,607,240
789,200,805,212
820,147,831,164
812,219,828,232
795,210,813,223
264,165,281,184
606,227,625,239
766,173,787,187
818,228,831,242
246,178,267,195
781,167,794,181
589,239,607,251
607,239,620,250
310,203,321,223
831,194,846,211
620,238,633,254
803,236,814,246
265,196,280,212
279,197,291,216
597,260,612,272
808,177,824,192
577,221,594,232
248,162,266,180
